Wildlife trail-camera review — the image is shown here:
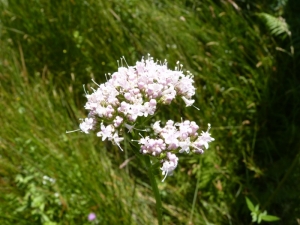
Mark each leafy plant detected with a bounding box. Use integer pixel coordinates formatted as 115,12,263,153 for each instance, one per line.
246,197,280,224
257,12,291,39
12,166,60,224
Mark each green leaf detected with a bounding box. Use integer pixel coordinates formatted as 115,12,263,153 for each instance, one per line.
260,214,280,222
251,212,257,222
246,197,255,212
258,213,262,224
257,13,291,39
43,222,57,225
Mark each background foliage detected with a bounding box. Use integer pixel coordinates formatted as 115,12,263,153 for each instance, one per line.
0,0,299,224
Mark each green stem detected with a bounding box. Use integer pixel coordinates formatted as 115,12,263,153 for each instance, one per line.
189,157,202,223
145,156,163,225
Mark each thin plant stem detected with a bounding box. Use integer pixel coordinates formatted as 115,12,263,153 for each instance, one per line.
144,156,163,225
189,157,202,223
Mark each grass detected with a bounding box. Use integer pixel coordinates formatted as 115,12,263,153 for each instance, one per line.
0,45,156,224
1,0,300,224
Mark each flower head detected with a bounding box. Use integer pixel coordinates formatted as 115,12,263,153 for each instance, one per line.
140,121,214,181
88,212,96,221
76,55,214,181
79,55,197,151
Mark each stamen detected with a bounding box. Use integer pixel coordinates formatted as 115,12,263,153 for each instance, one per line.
162,170,168,182
191,144,204,153
116,142,124,151
125,123,148,133
125,123,135,132
122,56,129,67
193,105,200,110
120,58,123,67
91,79,100,87
134,128,149,132
83,84,88,95
207,123,211,132
66,129,81,133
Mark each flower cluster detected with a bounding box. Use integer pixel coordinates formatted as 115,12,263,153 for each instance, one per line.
139,120,214,181
79,56,195,145
78,55,214,181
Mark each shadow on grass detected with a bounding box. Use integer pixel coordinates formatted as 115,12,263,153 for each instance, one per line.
250,0,300,223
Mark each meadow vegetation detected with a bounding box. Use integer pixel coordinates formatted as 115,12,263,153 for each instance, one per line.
0,0,299,224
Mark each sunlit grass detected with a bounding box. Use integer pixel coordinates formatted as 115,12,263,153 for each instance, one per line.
0,48,157,224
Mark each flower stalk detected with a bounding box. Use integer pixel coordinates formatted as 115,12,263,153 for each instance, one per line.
74,55,215,224
144,155,163,225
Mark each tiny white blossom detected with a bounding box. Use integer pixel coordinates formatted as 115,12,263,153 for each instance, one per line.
111,132,124,151
97,123,115,141
181,96,195,107
79,118,95,133
161,153,178,182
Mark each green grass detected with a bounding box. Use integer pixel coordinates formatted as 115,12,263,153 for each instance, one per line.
1,0,300,224
0,45,156,224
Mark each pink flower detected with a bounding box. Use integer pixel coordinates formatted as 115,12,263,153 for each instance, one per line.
139,120,214,180
88,212,96,221
76,55,214,181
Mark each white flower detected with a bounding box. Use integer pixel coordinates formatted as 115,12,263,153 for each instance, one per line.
142,100,157,116
152,121,162,134
139,120,214,180
111,132,124,151
178,137,191,153
113,116,123,127
195,124,215,149
97,123,115,141
77,55,212,176
79,118,95,133
161,153,178,182
175,75,195,98
196,131,215,149
181,96,195,107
